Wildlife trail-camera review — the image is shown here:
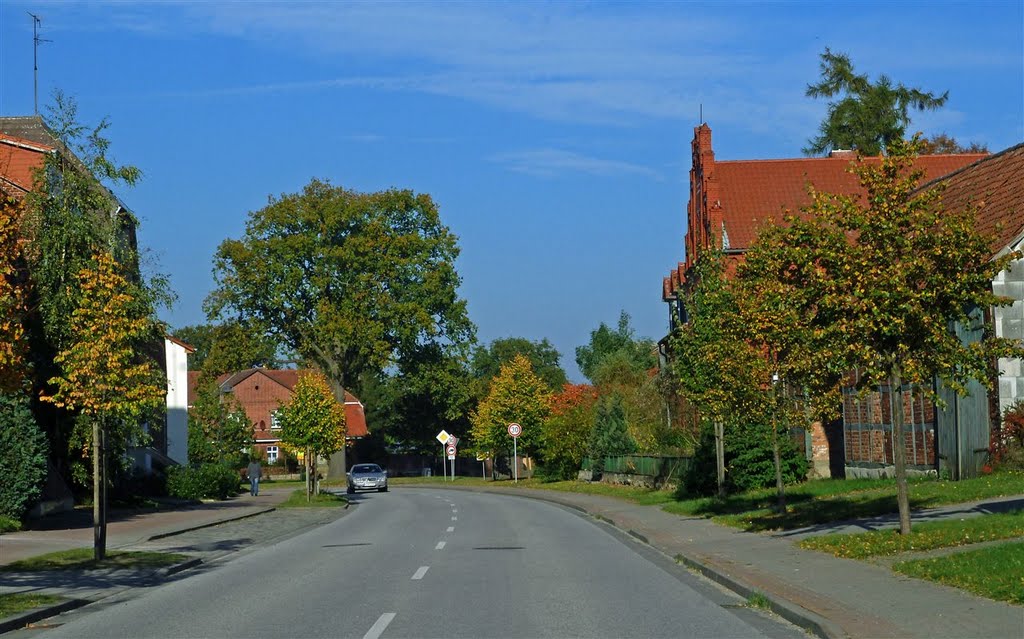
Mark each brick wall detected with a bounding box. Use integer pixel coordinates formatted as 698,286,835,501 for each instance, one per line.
843,385,936,467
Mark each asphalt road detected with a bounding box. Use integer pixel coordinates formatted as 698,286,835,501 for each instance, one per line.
26,489,803,639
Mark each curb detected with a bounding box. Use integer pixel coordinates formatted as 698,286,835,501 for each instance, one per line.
0,598,91,635
146,507,277,541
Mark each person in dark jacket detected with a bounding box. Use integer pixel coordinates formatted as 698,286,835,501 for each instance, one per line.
247,459,263,496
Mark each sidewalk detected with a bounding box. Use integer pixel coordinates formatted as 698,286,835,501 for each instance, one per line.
2,484,1022,638
0,488,291,568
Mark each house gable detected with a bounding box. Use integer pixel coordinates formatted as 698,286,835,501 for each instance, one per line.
665,123,988,303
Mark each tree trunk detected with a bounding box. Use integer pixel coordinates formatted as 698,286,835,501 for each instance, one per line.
714,419,726,498
890,363,912,534
325,375,348,480
771,380,786,512
305,448,311,502
93,417,106,561
772,425,785,512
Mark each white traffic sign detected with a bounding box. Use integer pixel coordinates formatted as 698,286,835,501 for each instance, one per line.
507,423,522,438
446,444,457,457
436,430,450,445
449,435,459,447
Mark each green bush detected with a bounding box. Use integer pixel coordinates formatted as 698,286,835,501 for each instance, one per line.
588,395,637,478
167,464,240,500
679,420,808,497
0,393,49,520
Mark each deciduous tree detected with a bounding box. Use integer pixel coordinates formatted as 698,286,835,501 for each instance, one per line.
540,383,599,480
173,321,281,374
470,354,551,470
0,196,29,391
276,370,346,500
470,337,566,399
781,138,1024,532
42,251,166,559
805,48,948,156
207,179,474,475
575,311,656,385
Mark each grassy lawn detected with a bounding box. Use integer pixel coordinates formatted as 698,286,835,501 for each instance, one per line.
261,479,306,490
894,541,1024,605
664,471,1024,532
276,489,348,508
0,515,21,533
799,510,1024,558
0,593,63,619
0,549,188,572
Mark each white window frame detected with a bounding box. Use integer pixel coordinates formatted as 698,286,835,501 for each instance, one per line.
270,410,282,430
266,446,279,464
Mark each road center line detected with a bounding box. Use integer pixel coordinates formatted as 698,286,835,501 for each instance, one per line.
363,613,396,639
447,526,455,532
451,516,458,521
412,566,429,580
435,541,446,550
452,509,458,513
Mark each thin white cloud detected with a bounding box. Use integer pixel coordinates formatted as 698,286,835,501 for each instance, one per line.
491,148,661,180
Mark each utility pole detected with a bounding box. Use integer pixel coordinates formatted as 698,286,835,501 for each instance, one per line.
28,12,51,114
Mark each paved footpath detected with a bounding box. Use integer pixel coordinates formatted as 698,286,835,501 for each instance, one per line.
2,485,1022,638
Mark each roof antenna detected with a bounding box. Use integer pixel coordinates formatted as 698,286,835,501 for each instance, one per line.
28,12,51,115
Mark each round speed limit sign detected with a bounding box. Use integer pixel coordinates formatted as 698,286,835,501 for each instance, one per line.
507,422,522,438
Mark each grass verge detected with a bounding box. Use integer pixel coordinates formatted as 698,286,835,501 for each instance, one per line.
894,541,1024,605
665,471,1024,532
0,593,63,619
0,515,21,533
0,549,188,572
799,510,1024,558
276,489,348,508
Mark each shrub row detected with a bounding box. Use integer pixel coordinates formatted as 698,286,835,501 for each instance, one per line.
167,464,240,500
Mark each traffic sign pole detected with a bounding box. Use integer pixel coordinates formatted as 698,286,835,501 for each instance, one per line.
507,423,522,484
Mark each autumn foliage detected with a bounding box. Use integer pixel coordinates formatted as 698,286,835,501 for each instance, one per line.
42,251,165,421
0,196,29,391
540,383,599,479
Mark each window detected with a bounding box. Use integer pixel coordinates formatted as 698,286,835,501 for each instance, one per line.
266,446,279,464
270,411,281,430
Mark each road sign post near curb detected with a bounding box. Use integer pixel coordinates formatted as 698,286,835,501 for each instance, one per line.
508,423,521,483
436,430,450,482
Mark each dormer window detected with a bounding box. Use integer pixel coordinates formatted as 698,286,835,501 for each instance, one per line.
270,410,281,430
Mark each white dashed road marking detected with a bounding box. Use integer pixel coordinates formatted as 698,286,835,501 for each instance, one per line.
446,526,454,532
435,541,446,550
412,566,429,580
363,613,396,639
451,516,458,521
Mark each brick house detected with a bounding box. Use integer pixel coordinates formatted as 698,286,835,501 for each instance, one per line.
189,368,368,466
661,123,987,479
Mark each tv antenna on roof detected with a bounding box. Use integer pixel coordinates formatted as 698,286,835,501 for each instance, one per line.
28,12,52,115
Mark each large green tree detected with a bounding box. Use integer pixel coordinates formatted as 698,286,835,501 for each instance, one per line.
470,337,566,399
775,138,1024,533
0,392,48,520
804,48,949,156
363,342,473,454
207,179,475,474
173,321,280,374
575,311,656,385
540,383,599,480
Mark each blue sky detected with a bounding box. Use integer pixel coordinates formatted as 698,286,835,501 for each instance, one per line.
2,1,1021,382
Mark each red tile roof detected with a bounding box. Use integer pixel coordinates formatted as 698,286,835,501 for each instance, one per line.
0,133,51,195
918,143,1024,257
714,153,987,250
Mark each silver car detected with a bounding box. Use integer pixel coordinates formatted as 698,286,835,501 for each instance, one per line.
346,463,388,493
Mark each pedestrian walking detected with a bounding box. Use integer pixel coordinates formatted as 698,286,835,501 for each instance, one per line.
247,459,263,496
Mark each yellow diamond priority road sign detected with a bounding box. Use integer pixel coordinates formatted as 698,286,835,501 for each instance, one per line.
436,430,450,445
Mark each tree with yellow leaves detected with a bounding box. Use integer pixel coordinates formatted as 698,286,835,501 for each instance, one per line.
42,251,165,560
276,370,346,500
